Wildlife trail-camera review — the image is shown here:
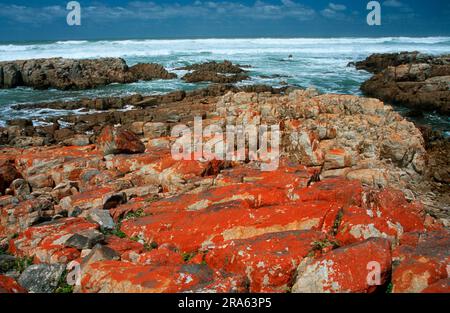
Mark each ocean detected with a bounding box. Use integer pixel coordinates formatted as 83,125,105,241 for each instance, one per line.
0,37,449,135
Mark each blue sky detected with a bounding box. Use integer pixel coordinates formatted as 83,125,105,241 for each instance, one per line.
0,0,449,41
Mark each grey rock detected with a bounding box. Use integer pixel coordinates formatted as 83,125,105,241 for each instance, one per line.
65,229,105,250
88,209,116,230
18,263,65,293
81,244,119,269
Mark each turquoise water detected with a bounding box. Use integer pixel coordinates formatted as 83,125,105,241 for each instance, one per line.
0,37,449,135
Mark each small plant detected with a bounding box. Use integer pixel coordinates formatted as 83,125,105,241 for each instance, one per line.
101,224,126,238
311,238,340,252
182,252,197,262
386,282,393,293
55,270,74,293
332,209,344,236
14,256,34,273
124,209,146,220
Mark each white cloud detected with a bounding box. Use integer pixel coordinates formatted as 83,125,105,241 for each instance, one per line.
321,2,348,19
383,0,403,8
0,1,317,25
329,3,347,11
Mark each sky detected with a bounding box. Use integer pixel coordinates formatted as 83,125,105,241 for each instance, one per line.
0,0,449,41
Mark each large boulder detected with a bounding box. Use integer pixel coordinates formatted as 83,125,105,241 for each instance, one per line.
355,53,450,114
0,58,176,90
97,126,145,156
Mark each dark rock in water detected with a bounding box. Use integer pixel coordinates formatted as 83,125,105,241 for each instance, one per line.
0,58,176,90
356,52,450,115
180,60,249,83
18,263,65,293
6,119,33,128
405,110,425,118
351,51,433,74
177,60,246,74
97,125,145,156
129,63,177,80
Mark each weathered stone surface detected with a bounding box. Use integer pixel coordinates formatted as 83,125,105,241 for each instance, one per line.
355,53,450,114
9,218,98,263
65,229,105,250
0,159,21,193
97,126,145,156
0,274,26,293
18,263,65,293
292,238,392,293
88,209,116,231
392,230,449,293
181,61,249,83
0,58,176,90
206,230,326,292
79,261,241,293
0,87,448,294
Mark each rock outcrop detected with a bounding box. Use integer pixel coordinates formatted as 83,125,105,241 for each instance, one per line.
354,52,450,115
0,89,448,293
0,58,176,90
180,60,249,83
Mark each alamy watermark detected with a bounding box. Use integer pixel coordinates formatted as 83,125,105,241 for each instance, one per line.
65,2,381,27
170,117,280,172
67,1,81,26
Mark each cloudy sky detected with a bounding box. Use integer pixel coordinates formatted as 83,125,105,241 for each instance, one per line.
0,0,449,41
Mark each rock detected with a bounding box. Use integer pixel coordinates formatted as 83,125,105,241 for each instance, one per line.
392,230,450,293
180,60,249,84
27,173,54,189
81,244,120,269
0,274,26,293
356,53,450,114
352,51,432,74
63,134,91,146
0,58,176,90
97,126,145,156
143,122,169,139
79,261,239,293
0,254,16,273
18,263,65,293
292,238,392,293
65,229,105,250
128,63,177,80
87,209,115,231
9,217,99,263
205,230,326,292
0,159,21,193
11,178,31,200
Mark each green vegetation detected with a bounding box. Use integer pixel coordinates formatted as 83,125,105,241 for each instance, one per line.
14,256,34,273
55,270,74,293
386,282,393,293
124,209,146,220
311,238,340,252
332,209,344,236
182,252,197,262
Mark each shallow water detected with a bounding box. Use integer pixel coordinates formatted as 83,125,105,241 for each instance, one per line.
0,37,449,135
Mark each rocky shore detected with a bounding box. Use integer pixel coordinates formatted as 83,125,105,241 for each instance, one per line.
352,52,450,115
0,58,176,90
0,57,449,293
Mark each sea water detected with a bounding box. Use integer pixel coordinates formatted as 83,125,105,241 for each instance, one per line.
0,37,449,135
